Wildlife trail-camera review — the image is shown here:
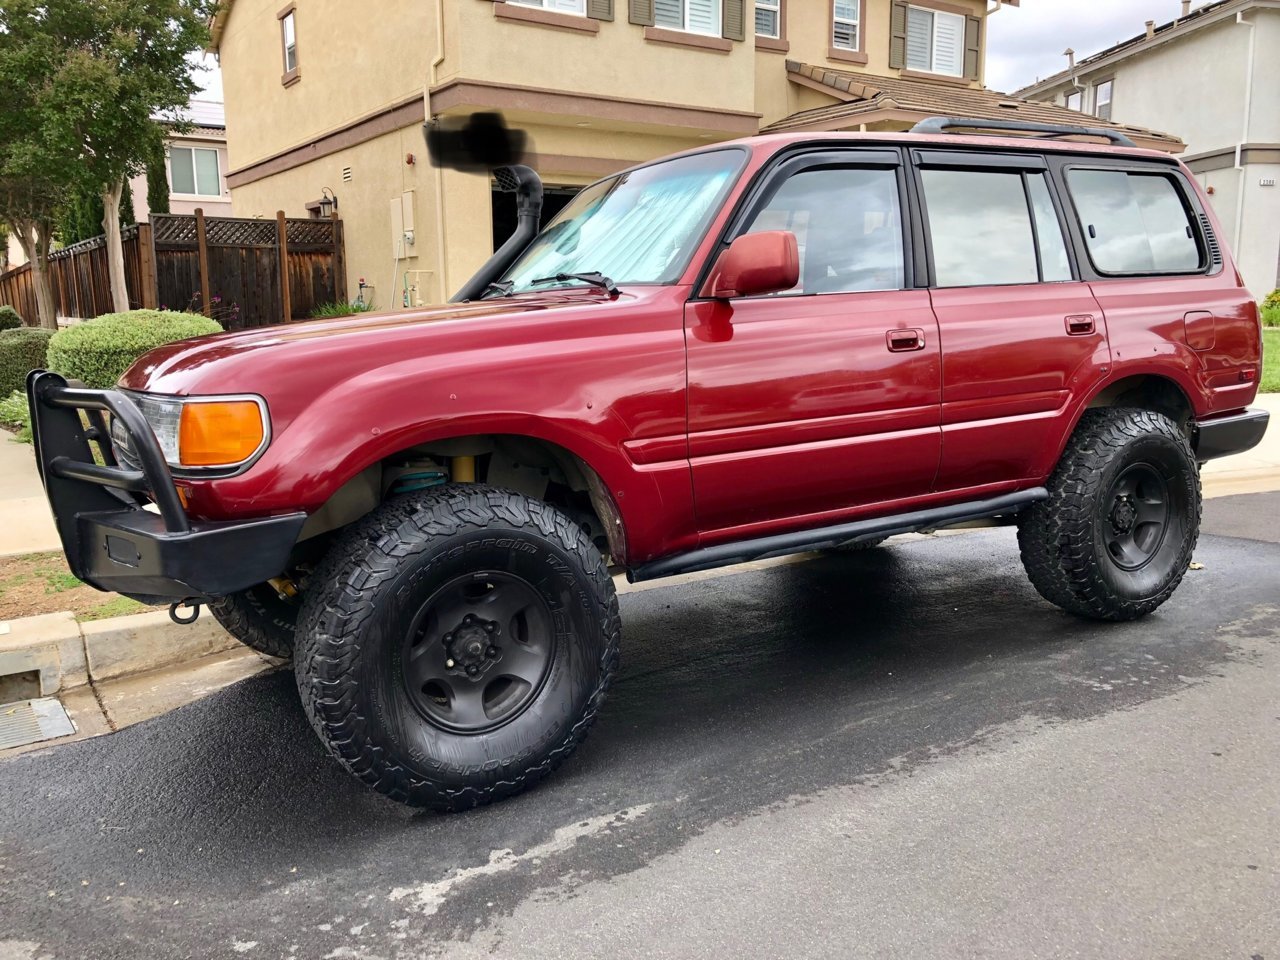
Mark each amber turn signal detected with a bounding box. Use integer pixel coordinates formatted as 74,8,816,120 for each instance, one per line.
178,400,265,467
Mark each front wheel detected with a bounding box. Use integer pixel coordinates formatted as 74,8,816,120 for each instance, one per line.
208,583,298,660
294,485,620,811
1017,408,1200,621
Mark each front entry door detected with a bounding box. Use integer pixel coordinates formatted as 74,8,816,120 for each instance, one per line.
685,156,942,538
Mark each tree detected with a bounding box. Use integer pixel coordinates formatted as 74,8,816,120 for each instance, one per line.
0,0,213,314
146,146,170,217
0,174,66,329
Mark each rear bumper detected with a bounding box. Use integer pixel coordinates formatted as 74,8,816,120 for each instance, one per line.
1195,407,1270,462
26,371,305,604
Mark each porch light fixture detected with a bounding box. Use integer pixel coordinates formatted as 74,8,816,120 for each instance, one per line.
318,187,338,218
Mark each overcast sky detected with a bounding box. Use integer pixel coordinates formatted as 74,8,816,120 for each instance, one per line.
986,0,1205,92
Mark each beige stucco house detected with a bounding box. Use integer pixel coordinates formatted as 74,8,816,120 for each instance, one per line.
128,100,234,221
1016,0,1280,298
210,0,1179,308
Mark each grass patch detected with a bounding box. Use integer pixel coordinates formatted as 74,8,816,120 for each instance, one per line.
1262,328,1279,394
0,551,154,621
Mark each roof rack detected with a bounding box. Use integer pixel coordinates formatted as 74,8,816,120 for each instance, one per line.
909,116,1137,148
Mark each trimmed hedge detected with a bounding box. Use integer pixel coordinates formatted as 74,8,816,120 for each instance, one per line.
46,310,222,389
0,306,22,331
0,327,55,397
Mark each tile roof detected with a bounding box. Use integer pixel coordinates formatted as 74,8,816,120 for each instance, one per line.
766,62,1183,153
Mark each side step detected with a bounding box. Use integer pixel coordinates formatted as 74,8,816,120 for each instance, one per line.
627,488,1048,583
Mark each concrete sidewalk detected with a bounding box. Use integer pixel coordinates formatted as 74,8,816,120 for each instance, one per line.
0,437,57,558
0,394,1276,558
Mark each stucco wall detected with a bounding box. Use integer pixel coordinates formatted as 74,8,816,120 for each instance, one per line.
219,0,434,171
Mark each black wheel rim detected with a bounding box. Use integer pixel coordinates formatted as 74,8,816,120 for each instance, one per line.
401,572,555,734
1103,463,1171,572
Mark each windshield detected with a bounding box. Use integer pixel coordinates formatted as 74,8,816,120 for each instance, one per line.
495,149,743,296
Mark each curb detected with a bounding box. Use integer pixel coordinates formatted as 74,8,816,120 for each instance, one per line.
0,608,238,697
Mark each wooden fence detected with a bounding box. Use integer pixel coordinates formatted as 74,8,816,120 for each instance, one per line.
0,211,345,330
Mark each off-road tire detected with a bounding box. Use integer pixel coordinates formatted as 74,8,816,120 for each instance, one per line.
294,485,620,811
1017,408,1200,622
209,584,298,660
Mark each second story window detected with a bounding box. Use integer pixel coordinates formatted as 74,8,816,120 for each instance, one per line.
1065,89,1082,111
756,0,781,39
1094,79,1113,120
511,0,587,11
905,5,963,76
169,146,221,198
279,5,299,84
832,0,860,51
654,0,721,36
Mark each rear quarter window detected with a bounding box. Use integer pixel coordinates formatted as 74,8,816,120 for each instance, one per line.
1066,169,1202,275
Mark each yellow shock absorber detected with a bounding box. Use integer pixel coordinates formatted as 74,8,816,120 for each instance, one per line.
452,455,476,483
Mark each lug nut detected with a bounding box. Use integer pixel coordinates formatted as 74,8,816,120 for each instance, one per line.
464,614,475,624
486,645,498,657
444,633,453,644
466,664,479,677
484,622,496,633
445,658,455,668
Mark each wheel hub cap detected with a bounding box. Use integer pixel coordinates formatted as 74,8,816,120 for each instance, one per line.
1103,463,1172,572
401,573,555,733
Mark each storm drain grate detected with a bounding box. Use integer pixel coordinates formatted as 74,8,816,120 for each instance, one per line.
0,698,75,750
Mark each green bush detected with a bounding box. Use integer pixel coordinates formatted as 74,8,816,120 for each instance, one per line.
0,306,22,330
1263,288,1280,311
1262,303,1280,328
46,310,222,389
0,327,55,397
0,390,31,442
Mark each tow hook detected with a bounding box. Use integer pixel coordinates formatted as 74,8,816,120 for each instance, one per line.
169,599,202,625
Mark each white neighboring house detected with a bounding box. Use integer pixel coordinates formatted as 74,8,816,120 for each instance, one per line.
129,99,233,220
1015,0,1280,299
5,100,232,273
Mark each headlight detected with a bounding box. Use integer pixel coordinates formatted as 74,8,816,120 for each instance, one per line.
123,392,269,471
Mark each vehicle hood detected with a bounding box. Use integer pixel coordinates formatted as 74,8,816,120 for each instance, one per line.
119,288,629,396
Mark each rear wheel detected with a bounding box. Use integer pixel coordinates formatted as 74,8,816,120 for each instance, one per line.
1017,408,1200,621
208,583,298,660
294,485,620,811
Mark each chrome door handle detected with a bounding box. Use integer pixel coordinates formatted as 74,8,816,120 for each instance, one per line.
1065,314,1096,336
886,328,926,352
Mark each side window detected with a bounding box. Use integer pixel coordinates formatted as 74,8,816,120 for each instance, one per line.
1067,169,1201,275
921,168,1071,287
1026,175,1071,282
743,167,905,294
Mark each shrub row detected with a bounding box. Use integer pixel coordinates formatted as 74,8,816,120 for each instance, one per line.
0,328,55,397
0,306,22,331
45,310,222,389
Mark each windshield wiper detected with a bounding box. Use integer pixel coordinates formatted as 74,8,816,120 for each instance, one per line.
529,272,619,297
482,280,515,298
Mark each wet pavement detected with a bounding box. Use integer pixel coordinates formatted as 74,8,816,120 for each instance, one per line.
1,497,1277,960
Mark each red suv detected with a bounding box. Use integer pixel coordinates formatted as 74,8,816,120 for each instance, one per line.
28,116,1268,811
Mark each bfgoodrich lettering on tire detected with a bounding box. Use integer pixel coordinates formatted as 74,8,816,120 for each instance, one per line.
1017,408,1201,622
294,485,620,811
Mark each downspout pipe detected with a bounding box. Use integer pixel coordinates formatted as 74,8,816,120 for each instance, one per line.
1232,9,1255,258
450,165,543,303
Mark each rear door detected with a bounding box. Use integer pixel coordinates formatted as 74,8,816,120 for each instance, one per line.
912,150,1111,491
685,149,942,537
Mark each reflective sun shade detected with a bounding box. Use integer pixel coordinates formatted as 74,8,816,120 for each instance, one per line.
178,400,265,467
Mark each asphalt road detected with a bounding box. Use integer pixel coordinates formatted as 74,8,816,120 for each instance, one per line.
1,495,1278,960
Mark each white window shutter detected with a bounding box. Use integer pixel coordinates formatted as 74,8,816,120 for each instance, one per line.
933,11,964,76
654,0,681,27
688,0,718,34
905,8,932,70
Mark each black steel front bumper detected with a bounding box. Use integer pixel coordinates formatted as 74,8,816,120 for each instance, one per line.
1195,407,1270,461
26,371,306,604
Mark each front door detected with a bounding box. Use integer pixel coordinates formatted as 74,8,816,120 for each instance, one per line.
685,153,942,539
